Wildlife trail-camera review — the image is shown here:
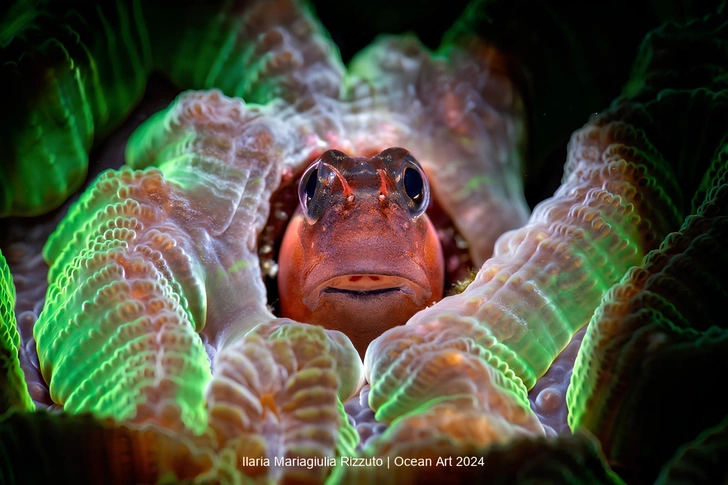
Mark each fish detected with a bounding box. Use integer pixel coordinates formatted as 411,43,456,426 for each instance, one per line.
1,1,728,484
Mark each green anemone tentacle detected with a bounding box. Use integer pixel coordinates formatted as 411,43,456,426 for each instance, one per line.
0,251,34,416
3,1,728,483
566,12,728,482
0,0,151,216
365,8,728,466
0,0,341,217
34,168,212,432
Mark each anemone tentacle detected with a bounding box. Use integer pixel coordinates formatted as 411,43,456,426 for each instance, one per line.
364,111,682,425
568,156,728,481
34,165,214,433
35,90,305,432
0,0,151,216
564,12,728,482
0,0,341,217
363,3,728,466
0,251,34,416
348,34,530,264
207,319,364,483
2,0,728,483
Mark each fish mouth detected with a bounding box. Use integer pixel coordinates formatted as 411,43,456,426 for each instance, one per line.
321,287,401,297
304,274,429,310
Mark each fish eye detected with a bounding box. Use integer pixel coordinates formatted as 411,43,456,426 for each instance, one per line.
404,166,424,202
298,161,321,218
305,168,318,202
401,161,430,217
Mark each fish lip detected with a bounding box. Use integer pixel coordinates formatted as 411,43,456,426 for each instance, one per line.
320,287,401,297
303,273,430,311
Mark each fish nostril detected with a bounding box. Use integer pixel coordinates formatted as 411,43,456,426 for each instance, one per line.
349,275,363,282
369,276,380,281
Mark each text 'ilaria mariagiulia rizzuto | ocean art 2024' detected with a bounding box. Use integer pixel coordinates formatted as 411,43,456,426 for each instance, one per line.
2,0,728,483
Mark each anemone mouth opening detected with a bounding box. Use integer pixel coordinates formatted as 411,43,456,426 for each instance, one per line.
259,157,475,315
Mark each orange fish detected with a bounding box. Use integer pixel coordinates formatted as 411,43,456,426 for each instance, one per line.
278,147,444,356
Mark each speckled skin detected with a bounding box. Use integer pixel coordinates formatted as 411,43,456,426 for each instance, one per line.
278,148,445,355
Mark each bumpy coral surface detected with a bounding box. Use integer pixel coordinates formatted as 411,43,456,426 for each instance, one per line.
1,0,728,484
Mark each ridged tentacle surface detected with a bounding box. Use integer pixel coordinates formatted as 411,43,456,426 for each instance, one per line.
620,17,728,207
567,143,728,479
36,88,323,432
207,319,363,483
567,177,728,478
34,166,213,433
148,0,344,105
0,412,218,483
0,0,342,217
0,251,34,416
0,0,151,216
364,115,680,430
364,9,728,461
5,1,728,483
125,90,324,349
567,144,728,417
565,13,728,481
348,34,529,264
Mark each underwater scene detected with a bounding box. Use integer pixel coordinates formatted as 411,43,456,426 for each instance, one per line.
1,0,728,483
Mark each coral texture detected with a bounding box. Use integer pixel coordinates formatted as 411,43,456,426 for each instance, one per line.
1,0,728,484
